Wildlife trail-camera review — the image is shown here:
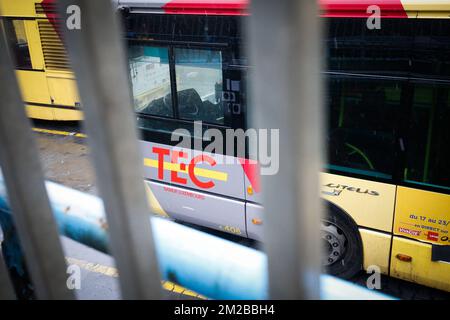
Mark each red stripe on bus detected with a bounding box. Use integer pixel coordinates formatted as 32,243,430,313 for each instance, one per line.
42,0,64,40
163,0,248,15
162,0,410,18
239,158,261,193
41,0,411,19
320,0,408,18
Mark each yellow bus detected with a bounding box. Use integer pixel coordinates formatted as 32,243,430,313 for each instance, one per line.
0,0,81,120
2,0,450,293
319,0,450,292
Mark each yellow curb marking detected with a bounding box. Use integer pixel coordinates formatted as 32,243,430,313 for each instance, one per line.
33,127,87,138
66,257,206,299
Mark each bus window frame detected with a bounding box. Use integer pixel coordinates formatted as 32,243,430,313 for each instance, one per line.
172,45,225,125
324,71,408,184
324,72,450,196
324,17,450,195
128,40,232,125
401,77,450,194
129,44,173,117
127,38,247,156
2,17,36,71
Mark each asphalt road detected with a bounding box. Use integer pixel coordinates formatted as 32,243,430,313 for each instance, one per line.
18,120,449,300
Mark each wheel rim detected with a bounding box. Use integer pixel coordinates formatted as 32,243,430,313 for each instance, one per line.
321,220,347,266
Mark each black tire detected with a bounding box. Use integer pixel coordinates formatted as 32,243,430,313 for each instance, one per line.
322,202,363,279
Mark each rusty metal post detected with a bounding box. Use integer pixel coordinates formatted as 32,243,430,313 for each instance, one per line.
247,0,324,299
0,31,73,299
57,0,162,299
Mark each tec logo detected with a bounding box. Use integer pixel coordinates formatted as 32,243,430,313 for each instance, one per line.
427,231,439,242
145,147,228,189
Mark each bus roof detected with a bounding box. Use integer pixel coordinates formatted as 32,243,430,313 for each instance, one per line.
0,0,448,19
116,0,450,18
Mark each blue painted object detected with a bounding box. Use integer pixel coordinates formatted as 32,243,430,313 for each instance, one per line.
0,173,393,300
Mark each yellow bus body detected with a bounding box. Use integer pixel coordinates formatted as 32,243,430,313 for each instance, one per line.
0,0,82,120
323,172,450,292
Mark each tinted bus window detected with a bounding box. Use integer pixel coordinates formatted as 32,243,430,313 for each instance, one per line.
125,14,246,154
4,19,32,69
174,47,224,125
411,20,450,80
129,45,173,117
404,83,450,190
327,76,402,179
327,18,413,76
124,14,241,48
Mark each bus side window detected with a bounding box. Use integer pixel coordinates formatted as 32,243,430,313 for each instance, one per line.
174,47,224,125
128,45,173,117
3,19,32,69
327,76,402,179
404,84,450,190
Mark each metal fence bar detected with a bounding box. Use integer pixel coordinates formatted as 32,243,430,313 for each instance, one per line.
248,1,324,299
0,176,394,300
0,250,15,300
57,0,161,299
0,32,73,299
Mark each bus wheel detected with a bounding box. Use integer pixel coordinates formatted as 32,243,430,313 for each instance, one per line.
321,205,363,279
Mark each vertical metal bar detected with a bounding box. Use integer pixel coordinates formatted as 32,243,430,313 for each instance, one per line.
247,0,324,299
57,0,161,299
0,33,73,299
0,250,15,300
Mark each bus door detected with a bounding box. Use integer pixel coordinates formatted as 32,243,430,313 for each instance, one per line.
391,81,450,291
321,75,403,273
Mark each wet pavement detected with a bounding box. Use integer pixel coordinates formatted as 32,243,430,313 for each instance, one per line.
31,120,450,300
37,134,96,194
